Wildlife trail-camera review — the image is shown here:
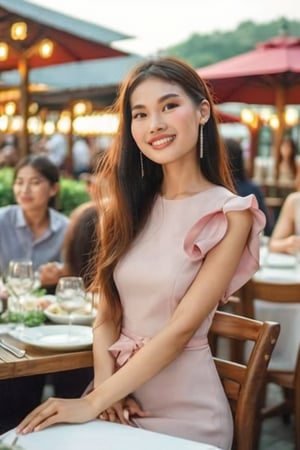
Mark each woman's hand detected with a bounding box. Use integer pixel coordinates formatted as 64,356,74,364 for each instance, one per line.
99,396,148,425
39,262,64,287
16,396,97,435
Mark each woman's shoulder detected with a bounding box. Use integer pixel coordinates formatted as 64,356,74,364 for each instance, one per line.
49,208,70,227
0,204,17,221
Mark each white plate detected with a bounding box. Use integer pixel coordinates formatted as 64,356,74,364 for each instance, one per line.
10,325,93,351
265,252,297,268
44,304,97,325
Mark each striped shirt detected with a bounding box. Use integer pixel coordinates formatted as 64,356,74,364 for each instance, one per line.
0,205,69,273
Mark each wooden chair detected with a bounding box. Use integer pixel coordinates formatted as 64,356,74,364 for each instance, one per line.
209,310,280,450
240,279,300,449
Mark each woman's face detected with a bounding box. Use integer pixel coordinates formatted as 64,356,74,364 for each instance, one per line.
13,165,58,213
280,140,293,159
130,77,209,167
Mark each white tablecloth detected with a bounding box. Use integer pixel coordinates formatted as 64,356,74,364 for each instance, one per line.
251,252,300,370
1,421,221,450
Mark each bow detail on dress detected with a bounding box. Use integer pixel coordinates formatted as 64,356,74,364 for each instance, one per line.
108,330,150,367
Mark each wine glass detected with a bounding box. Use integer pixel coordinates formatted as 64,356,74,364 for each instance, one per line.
6,259,34,331
55,276,86,336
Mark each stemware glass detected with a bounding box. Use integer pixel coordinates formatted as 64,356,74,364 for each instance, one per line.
55,276,86,336
6,259,34,331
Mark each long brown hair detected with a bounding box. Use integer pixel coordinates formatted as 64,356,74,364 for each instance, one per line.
90,56,234,324
276,136,298,179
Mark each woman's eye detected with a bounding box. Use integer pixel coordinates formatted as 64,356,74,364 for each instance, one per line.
163,102,178,111
132,112,146,119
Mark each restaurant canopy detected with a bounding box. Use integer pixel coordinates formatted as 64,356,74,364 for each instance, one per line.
0,0,129,155
198,34,300,164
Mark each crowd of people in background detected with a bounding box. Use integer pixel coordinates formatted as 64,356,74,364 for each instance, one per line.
0,131,112,180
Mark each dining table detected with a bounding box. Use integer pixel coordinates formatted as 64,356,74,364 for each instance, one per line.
250,248,300,370
1,421,221,450
0,323,93,380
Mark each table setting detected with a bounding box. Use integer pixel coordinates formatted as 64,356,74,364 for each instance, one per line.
0,266,95,380
249,245,300,370
256,245,300,283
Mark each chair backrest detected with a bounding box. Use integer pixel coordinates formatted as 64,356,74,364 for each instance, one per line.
240,279,300,318
209,310,280,450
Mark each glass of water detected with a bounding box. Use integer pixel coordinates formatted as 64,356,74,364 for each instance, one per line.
55,276,86,334
7,259,34,331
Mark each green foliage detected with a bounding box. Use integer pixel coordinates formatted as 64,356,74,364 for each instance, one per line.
0,168,89,215
0,167,14,206
58,178,90,216
165,18,300,68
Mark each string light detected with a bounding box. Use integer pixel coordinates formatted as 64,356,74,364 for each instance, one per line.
10,22,27,41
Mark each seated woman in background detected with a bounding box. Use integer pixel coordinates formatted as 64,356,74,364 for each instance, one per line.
0,154,69,433
225,138,274,236
269,191,300,254
0,154,69,276
276,136,299,188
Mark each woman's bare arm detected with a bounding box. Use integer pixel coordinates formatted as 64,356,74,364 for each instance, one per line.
269,193,300,254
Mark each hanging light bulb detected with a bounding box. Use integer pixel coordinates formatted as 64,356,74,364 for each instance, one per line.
240,108,258,128
4,101,16,116
73,102,87,116
0,115,9,132
43,120,55,135
39,39,54,59
285,108,299,127
269,114,280,130
0,42,8,61
11,22,28,41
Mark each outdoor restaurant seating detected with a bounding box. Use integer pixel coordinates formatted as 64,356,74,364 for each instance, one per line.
208,309,280,450
240,279,300,449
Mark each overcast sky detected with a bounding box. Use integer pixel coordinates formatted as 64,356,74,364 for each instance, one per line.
30,0,299,56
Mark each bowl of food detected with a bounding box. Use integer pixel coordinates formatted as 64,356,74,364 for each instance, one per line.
44,302,97,325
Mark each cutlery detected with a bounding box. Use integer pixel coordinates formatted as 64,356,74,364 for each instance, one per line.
0,339,26,358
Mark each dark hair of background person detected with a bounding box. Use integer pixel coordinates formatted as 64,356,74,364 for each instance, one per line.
63,205,98,287
91,56,235,322
276,136,298,179
13,154,60,208
225,137,274,235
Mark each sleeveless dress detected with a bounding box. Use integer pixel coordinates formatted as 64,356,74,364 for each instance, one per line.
109,186,265,450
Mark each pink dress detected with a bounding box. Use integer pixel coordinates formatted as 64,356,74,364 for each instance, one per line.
110,186,265,450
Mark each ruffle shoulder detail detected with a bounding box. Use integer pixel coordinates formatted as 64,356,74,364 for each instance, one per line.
184,194,266,300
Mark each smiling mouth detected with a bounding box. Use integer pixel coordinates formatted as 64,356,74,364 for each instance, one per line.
151,136,175,147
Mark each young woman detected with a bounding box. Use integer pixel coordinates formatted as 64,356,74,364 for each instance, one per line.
276,136,299,186
0,154,69,274
17,57,265,449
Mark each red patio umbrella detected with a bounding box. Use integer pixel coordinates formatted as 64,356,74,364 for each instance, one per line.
0,0,128,157
197,35,300,167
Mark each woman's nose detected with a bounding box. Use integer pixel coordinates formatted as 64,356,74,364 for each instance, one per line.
149,114,166,133
19,183,31,193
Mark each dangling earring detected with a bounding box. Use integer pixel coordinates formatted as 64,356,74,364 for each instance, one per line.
140,151,145,178
199,123,204,159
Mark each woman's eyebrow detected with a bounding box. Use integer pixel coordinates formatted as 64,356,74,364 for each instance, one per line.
131,93,180,111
